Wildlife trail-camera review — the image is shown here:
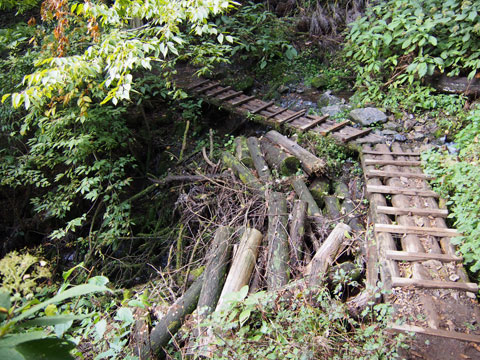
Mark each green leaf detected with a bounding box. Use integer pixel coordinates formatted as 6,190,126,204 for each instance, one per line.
114,307,134,323
417,62,428,78
384,33,392,45
15,338,75,360
0,332,46,348
21,315,84,327
239,309,251,326
44,304,57,317
428,36,437,46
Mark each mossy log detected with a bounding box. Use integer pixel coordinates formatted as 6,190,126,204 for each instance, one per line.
222,151,264,193
139,274,204,360
334,182,363,232
260,138,300,176
308,177,330,207
216,228,263,310
305,223,351,286
289,199,307,269
266,192,290,291
235,136,254,168
246,137,272,182
197,226,233,317
292,178,321,217
265,130,326,175
324,195,341,220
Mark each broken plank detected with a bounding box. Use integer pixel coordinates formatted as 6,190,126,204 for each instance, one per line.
376,206,448,217
374,224,460,237
364,159,422,166
251,101,275,114
298,114,329,131
209,86,232,97
385,250,462,262
197,83,219,93
341,128,372,142
391,277,477,292
389,323,480,343
365,170,432,180
231,96,256,106
366,185,439,198
320,120,349,136
362,150,421,156
187,80,210,90
218,91,243,101
277,110,306,124
266,107,288,119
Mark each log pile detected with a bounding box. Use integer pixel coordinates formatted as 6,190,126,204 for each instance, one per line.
137,130,368,359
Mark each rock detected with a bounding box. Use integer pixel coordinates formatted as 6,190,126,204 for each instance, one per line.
236,76,254,92
393,134,407,142
381,130,397,136
277,85,289,94
317,90,344,107
403,119,416,131
310,75,329,89
412,132,425,141
384,121,399,131
320,104,350,117
349,107,387,126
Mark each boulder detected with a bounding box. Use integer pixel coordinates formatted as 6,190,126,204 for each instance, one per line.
317,90,344,107
349,107,387,126
321,104,350,117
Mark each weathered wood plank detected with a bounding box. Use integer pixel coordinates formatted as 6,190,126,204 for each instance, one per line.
320,120,349,136
251,101,275,114
376,206,448,217
365,170,432,180
231,96,256,106
341,128,372,142
374,224,460,237
297,114,329,131
364,159,422,166
266,107,289,119
367,185,439,198
209,86,232,97
218,91,243,101
385,250,462,262
277,110,306,124
197,83,219,93
362,150,421,156
187,79,210,90
391,277,478,292
389,323,480,343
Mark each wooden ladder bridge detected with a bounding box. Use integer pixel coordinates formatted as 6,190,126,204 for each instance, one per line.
180,77,480,355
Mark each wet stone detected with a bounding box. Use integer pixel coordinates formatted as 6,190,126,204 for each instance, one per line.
349,107,387,126
393,134,407,142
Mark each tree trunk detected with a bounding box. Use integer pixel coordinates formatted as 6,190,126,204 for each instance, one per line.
334,181,363,232
266,192,290,291
292,178,321,217
265,130,326,175
309,177,330,207
216,228,263,310
260,138,300,176
324,195,341,220
289,199,307,270
305,223,351,286
222,151,264,193
139,275,204,360
246,137,272,182
235,136,254,168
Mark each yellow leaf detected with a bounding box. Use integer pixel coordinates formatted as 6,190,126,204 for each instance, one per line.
45,304,57,316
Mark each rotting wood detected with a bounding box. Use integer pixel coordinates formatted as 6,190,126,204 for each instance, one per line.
246,137,272,182
289,200,307,269
298,114,329,131
391,277,478,292
222,151,264,193
139,274,204,360
374,224,460,237
376,206,448,217
364,159,422,166
216,228,263,310
265,130,326,175
187,79,210,90
366,185,439,198
389,323,480,343
234,136,254,168
218,91,243,101
197,83,219,93
209,86,232,97
341,128,372,143
251,101,275,114
362,150,421,156
320,120,349,136
385,250,462,262
334,182,363,232
365,170,432,180
292,178,321,217
324,195,342,220
266,107,288,119
260,138,301,176
231,96,255,106
309,177,329,207
305,223,351,286
277,110,306,124
266,192,290,291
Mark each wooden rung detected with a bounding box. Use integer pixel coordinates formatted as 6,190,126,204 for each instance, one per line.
364,159,422,166
218,91,243,101
209,86,232,97
364,170,432,180
277,110,306,124
367,185,439,198
187,80,210,90
298,114,329,131
385,250,462,262
389,323,480,343
362,150,421,156
391,277,477,292
197,83,219,93
231,96,256,106
341,128,372,142
251,101,275,114
376,206,448,217
374,224,461,237
320,120,349,136
266,107,288,119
